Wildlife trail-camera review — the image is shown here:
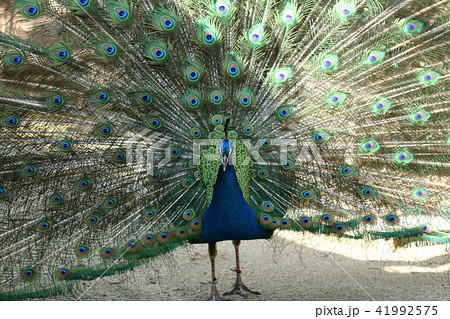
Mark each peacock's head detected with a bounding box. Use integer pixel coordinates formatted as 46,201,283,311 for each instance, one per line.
220,118,232,171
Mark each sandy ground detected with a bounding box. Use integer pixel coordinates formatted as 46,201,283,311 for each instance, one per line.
53,231,449,301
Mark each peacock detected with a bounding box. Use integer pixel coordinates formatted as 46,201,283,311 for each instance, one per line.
0,0,449,301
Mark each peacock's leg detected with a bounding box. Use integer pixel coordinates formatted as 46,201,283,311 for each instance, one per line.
224,240,261,298
206,242,228,301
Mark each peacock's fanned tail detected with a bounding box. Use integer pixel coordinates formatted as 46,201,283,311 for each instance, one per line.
0,0,449,300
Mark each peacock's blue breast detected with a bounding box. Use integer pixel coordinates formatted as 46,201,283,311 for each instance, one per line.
199,165,271,243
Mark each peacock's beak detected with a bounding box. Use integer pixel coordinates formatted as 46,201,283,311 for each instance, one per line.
221,156,228,171
219,138,232,171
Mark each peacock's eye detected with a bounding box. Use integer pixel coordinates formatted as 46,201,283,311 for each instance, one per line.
79,0,89,5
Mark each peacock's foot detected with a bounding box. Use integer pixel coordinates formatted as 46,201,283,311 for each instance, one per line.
223,269,261,298
205,281,229,301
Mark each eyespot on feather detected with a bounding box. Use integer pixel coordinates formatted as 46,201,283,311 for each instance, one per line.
361,215,377,224
190,218,202,230
75,245,90,257
259,214,273,226
55,269,72,280
142,234,156,246
20,164,37,177
298,217,312,228
269,218,281,229
125,241,141,253
22,268,37,281
280,219,291,229
261,201,274,213
320,214,334,224
418,224,432,234
176,228,189,239
384,214,400,225
158,232,174,244
100,248,117,258
332,224,346,234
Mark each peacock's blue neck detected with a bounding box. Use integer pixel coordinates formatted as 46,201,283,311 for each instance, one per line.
199,165,271,243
